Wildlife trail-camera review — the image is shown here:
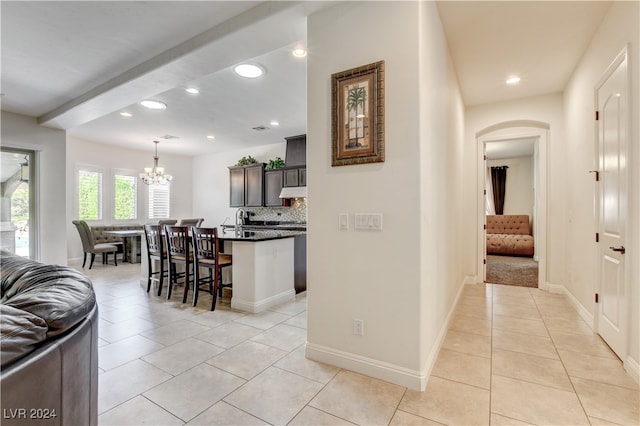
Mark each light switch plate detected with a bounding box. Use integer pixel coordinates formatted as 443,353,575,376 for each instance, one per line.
354,213,383,231
338,213,349,230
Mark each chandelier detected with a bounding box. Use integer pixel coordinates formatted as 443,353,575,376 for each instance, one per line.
140,140,172,185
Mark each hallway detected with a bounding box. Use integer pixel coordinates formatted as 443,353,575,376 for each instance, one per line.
83,262,639,425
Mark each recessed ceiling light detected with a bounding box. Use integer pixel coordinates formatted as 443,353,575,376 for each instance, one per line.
140,100,167,110
207,135,215,140
292,48,307,58
270,120,280,126
185,87,199,94
233,63,264,79
120,112,133,117
506,76,521,85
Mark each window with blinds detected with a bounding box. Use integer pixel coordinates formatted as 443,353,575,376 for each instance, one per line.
114,174,137,220
77,169,103,220
148,183,170,219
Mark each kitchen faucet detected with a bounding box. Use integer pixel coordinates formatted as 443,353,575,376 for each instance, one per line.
235,208,247,228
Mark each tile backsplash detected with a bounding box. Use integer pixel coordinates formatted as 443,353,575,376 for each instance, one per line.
246,198,307,223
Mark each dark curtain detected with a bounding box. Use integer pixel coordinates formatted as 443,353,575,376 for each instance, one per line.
491,166,508,215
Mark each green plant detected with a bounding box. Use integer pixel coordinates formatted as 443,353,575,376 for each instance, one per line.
235,155,258,166
265,157,285,170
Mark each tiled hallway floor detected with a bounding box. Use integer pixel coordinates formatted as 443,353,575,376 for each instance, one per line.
74,261,639,425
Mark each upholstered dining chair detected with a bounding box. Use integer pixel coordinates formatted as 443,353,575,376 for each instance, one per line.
143,224,169,296
179,218,204,227
72,220,118,269
191,227,232,310
163,225,193,303
157,219,177,228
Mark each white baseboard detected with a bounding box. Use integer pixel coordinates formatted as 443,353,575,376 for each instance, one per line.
624,356,640,384
306,278,468,392
417,278,467,388
231,289,295,313
546,281,564,294
463,275,478,285
305,342,427,390
546,282,594,329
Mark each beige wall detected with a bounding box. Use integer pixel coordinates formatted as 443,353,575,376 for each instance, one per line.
306,1,465,390
192,142,285,227
563,0,639,372
464,94,566,287
487,156,534,218
66,137,193,260
1,111,67,265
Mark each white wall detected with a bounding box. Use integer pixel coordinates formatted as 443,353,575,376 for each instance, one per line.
306,1,464,390
487,156,534,217
464,94,565,287
563,0,639,371
1,111,68,265
192,142,285,227
418,0,466,383
66,137,193,260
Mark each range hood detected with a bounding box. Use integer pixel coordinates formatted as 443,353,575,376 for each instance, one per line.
278,135,307,199
279,186,307,199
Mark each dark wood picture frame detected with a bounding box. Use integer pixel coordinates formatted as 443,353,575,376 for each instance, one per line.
331,60,385,166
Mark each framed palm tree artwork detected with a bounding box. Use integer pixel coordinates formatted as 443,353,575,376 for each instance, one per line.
331,60,385,166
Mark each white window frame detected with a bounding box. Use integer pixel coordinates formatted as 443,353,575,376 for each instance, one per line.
75,164,105,222
147,182,171,220
112,169,140,222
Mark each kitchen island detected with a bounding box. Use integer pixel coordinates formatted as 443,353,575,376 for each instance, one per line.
140,227,305,313
219,228,304,313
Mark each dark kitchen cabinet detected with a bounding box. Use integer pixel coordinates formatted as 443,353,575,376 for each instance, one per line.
283,169,299,187
229,167,245,207
284,134,306,167
284,167,306,187
229,164,264,207
264,169,285,207
245,164,264,206
294,234,307,293
299,168,307,186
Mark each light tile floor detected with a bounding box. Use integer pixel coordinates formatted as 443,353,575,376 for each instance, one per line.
73,261,639,425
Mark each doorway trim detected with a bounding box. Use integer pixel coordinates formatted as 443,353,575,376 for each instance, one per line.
476,121,549,290
592,44,630,362
0,146,39,259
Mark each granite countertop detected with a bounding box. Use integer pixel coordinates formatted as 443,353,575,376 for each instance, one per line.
219,228,306,242
221,222,307,231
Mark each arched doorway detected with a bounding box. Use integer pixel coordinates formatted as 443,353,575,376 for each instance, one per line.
476,121,549,290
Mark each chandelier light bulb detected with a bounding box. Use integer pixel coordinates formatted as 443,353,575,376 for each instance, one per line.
140,140,172,185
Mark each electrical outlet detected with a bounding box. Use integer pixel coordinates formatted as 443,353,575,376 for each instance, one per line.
353,318,364,336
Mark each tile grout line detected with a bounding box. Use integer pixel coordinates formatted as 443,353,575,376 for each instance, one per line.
529,287,593,424
488,283,495,424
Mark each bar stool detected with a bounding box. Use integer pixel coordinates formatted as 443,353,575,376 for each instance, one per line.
191,227,232,310
164,225,193,304
179,218,204,227
143,224,168,296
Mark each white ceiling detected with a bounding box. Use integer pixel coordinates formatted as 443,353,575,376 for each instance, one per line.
486,138,536,160
1,1,613,157
436,1,612,106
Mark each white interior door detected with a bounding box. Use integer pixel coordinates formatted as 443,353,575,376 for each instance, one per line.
595,47,628,360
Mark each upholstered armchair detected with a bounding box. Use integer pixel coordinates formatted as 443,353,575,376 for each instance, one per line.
72,220,119,269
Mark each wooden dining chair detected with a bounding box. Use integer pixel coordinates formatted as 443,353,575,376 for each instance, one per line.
191,227,232,310
143,224,168,296
163,225,193,304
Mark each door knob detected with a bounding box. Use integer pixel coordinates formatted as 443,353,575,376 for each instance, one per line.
609,246,626,255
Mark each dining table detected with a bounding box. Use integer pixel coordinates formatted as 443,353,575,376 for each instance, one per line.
104,229,144,263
